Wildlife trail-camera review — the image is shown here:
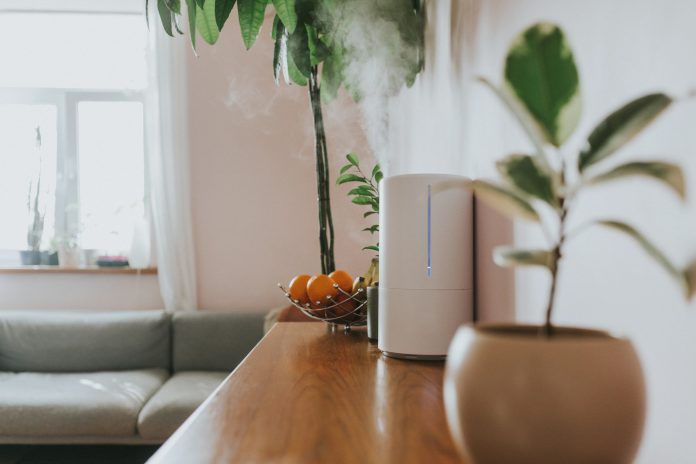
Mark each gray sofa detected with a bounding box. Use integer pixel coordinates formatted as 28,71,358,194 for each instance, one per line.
0,310,264,444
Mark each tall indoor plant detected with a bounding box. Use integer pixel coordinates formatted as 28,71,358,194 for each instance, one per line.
444,23,696,464
151,0,424,274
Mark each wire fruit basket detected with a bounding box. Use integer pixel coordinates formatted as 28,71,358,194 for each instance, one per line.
277,283,368,331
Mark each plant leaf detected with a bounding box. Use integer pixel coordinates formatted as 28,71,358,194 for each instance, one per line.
363,245,380,252
272,0,296,33
272,19,285,85
371,164,382,178
157,0,174,37
362,225,379,234
336,174,366,185
496,154,557,205
238,0,268,49
286,48,307,85
477,77,550,165
321,50,343,103
307,26,329,65
364,211,378,218
504,22,581,147
683,259,696,299
196,0,219,44
493,246,554,270
348,186,372,196
587,161,685,200
185,0,197,49
287,23,311,78
596,220,682,284
346,153,359,166
375,171,383,184
578,93,672,172
165,0,181,14
471,180,541,222
215,0,236,30
339,164,352,175
352,196,374,205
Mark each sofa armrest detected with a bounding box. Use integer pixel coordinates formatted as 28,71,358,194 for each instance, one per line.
171,312,264,372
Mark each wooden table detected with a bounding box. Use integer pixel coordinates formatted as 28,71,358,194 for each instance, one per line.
148,322,463,464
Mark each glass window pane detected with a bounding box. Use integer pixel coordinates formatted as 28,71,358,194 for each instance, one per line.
78,101,145,253
0,105,57,251
0,13,147,89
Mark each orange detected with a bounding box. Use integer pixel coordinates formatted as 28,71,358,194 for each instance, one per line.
287,274,311,306
306,274,339,307
329,269,353,294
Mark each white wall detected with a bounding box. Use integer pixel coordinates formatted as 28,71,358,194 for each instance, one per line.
187,15,376,312
466,1,696,461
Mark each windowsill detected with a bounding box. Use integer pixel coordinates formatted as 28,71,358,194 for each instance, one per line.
0,266,157,275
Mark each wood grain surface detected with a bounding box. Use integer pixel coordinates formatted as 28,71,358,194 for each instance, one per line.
148,322,464,464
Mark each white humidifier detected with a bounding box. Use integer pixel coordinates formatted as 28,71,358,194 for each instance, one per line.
378,174,473,360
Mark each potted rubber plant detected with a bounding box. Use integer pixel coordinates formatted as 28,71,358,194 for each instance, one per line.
151,0,423,275
443,23,696,464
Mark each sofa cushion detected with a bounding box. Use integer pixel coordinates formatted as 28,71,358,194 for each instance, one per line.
172,312,264,372
0,310,170,372
137,371,227,439
0,369,168,437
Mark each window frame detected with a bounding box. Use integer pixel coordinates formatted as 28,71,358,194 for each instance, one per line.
0,3,150,257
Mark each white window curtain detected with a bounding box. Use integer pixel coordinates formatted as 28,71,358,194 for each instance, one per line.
146,11,198,312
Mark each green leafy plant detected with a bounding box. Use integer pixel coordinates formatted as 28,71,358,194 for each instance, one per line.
26,126,45,252
474,22,696,335
150,0,424,274
336,153,382,253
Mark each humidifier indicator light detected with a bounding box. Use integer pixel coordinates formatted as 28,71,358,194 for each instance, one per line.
427,183,432,278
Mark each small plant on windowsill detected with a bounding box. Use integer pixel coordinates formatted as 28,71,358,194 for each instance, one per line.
21,126,46,266
337,153,382,287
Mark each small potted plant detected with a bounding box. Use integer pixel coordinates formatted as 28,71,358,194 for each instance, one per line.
444,23,696,464
20,127,46,266
337,153,382,338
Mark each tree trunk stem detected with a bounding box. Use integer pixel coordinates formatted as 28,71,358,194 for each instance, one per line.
308,67,335,274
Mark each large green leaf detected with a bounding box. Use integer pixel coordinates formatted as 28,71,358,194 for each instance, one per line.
238,0,268,49
493,246,554,270
196,0,219,44
157,0,174,37
272,0,296,33
477,77,549,165
496,154,557,206
321,51,343,103
165,0,181,14
287,23,311,78
471,180,540,222
597,220,682,284
587,161,685,200
185,0,197,48
286,43,308,85
215,0,236,30
505,23,581,147
306,26,329,65
578,93,672,172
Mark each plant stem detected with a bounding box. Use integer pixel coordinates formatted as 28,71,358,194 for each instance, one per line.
544,199,568,336
308,66,335,274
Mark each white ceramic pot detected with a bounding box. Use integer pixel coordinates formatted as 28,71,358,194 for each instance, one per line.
444,324,646,464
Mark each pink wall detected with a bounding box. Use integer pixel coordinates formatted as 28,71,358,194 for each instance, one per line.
187,16,376,312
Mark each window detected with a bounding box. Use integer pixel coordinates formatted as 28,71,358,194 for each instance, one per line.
0,0,148,264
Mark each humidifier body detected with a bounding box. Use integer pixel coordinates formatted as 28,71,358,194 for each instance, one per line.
378,174,473,360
